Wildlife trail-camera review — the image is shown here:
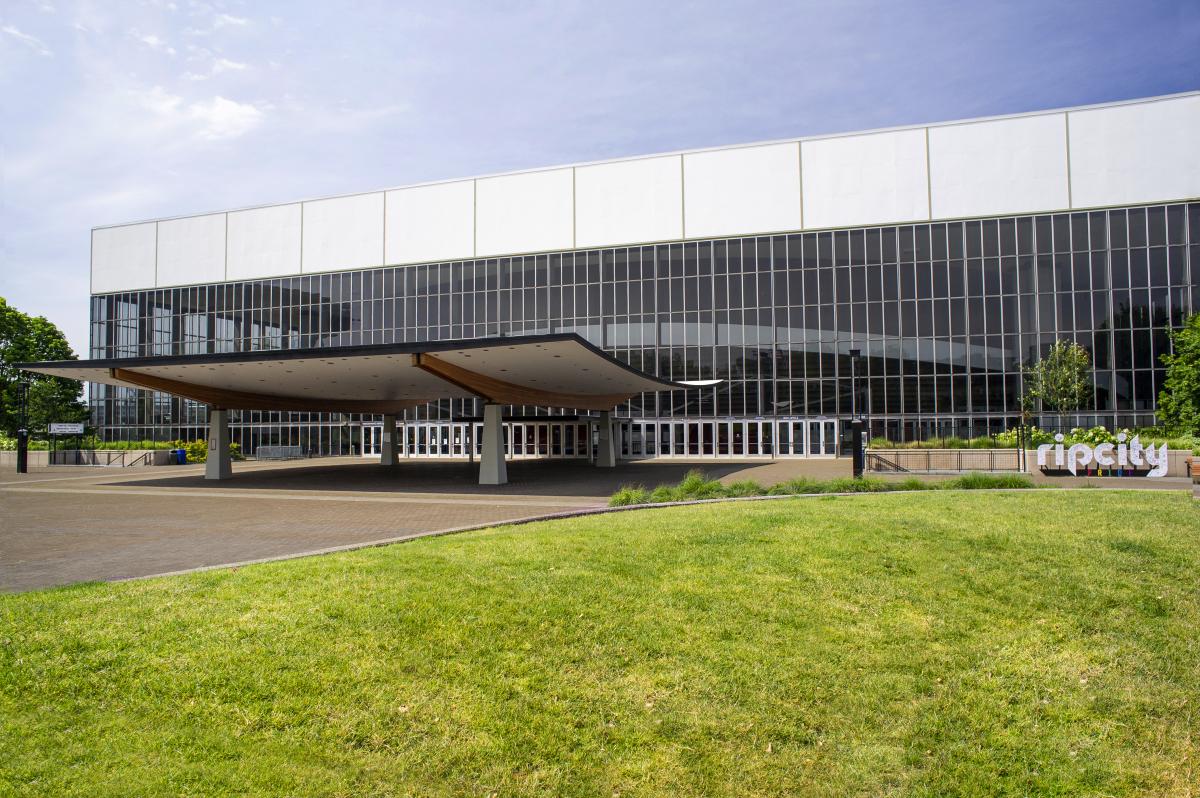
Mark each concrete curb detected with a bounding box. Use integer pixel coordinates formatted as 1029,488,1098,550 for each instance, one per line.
112,485,1187,586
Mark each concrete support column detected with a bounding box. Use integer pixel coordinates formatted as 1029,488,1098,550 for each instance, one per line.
479,403,507,485
381,413,398,466
206,407,232,480
596,410,616,468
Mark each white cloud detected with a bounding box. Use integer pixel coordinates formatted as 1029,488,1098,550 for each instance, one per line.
1,24,53,56
189,95,264,139
134,86,264,140
183,56,248,80
136,85,184,116
185,11,250,35
214,13,248,28
132,30,176,56
212,56,246,73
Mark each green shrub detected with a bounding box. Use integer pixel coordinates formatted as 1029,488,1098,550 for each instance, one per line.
894,477,934,491
827,477,893,493
609,485,651,507
942,472,1035,490
649,485,678,503
724,480,767,497
177,440,243,463
610,469,1040,506
184,439,208,463
675,469,725,500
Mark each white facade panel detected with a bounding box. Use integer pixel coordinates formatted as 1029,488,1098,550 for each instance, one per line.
91,222,157,293
384,181,474,265
930,113,1069,219
1068,95,1200,208
683,143,801,238
301,192,385,273
227,203,302,281
574,155,683,247
475,168,574,257
155,212,226,288
801,129,929,229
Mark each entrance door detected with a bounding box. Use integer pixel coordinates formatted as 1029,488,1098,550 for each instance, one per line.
807,419,837,456
362,425,381,457
511,423,524,457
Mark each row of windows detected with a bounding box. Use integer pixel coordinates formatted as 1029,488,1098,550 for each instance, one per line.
90,204,1199,433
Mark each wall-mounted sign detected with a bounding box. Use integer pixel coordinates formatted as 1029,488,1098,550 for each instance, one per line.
1037,432,1168,477
48,422,85,435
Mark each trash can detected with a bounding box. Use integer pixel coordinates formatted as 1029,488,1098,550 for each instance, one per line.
175,448,187,465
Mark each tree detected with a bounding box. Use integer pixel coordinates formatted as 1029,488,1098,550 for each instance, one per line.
1158,312,1200,434
0,297,88,436
1023,339,1093,416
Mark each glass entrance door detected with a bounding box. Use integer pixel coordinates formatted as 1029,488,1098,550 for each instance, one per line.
362,425,381,457
806,419,837,456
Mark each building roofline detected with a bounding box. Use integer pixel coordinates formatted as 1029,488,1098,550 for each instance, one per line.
92,89,1200,232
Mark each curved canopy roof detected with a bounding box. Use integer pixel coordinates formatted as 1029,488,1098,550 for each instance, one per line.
20,333,713,413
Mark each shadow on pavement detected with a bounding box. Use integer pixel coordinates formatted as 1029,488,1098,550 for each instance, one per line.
106,458,774,498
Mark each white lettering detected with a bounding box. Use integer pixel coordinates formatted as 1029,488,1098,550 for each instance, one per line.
1066,443,1093,476
1144,442,1169,478
1037,434,1169,478
1129,435,1145,467
1037,443,1053,467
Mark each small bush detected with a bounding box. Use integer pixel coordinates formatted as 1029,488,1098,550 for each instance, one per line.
649,485,678,503
609,469,1036,506
724,480,768,498
826,477,893,493
942,472,1035,490
675,469,725,500
766,477,827,496
895,477,934,491
609,485,651,507
184,439,209,463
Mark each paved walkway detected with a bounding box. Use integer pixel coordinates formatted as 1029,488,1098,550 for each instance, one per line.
0,456,849,592
5,456,1187,593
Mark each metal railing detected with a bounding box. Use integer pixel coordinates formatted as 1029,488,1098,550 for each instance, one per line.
866,448,1022,473
48,450,147,467
865,452,909,472
255,445,305,461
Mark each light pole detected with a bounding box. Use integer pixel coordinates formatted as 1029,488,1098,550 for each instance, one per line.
848,348,861,420
848,348,864,477
16,379,29,474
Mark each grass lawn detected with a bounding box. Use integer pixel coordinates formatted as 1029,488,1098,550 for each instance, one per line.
2,491,1199,796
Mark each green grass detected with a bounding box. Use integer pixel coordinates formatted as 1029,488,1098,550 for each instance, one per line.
3,492,1199,796
610,469,1034,506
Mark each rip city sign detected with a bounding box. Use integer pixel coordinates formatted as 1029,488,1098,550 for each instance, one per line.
1037,433,1169,477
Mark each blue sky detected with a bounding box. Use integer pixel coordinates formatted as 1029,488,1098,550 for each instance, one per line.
1,0,1198,355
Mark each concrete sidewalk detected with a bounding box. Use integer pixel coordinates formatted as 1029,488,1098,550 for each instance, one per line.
0,456,849,592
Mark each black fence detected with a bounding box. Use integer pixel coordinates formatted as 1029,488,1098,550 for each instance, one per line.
48,450,153,467
866,449,1022,473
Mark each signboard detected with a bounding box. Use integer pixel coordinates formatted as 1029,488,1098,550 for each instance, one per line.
1037,433,1168,477
48,422,85,435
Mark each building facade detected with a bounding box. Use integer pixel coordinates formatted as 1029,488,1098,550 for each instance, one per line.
88,92,1200,457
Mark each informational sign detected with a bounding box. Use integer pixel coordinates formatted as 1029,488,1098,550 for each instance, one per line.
1037,432,1168,477
48,422,85,435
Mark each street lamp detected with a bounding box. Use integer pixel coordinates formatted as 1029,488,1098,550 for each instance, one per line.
16,379,29,474
848,348,861,420
847,348,864,478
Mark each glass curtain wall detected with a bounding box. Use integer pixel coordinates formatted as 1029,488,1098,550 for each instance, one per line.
89,202,1199,454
